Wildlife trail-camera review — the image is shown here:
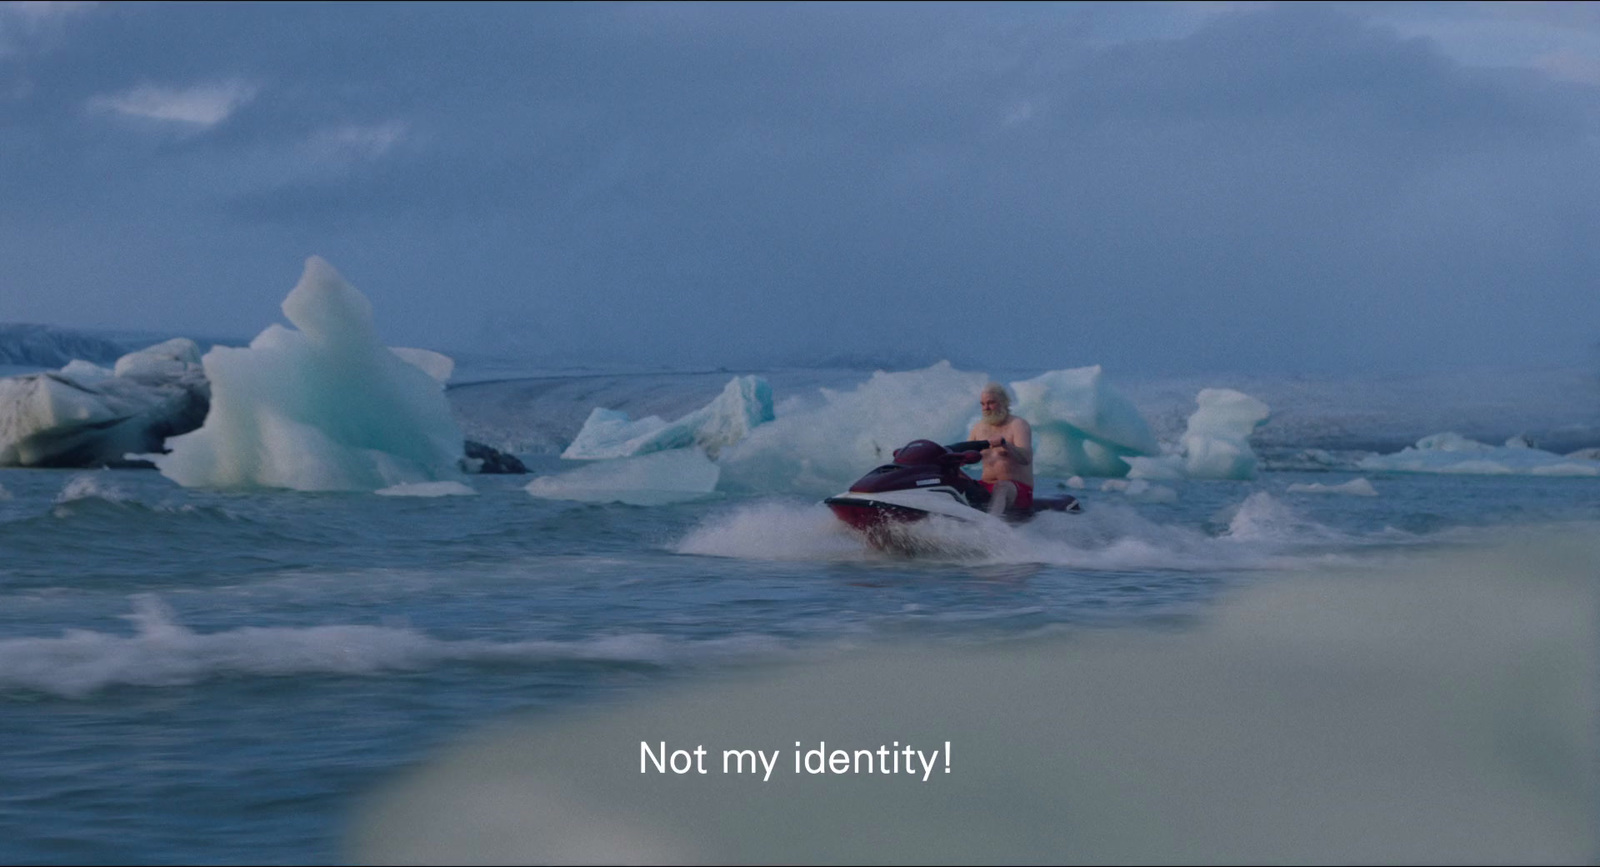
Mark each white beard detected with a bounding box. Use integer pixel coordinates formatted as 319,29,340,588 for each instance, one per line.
981,409,1010,426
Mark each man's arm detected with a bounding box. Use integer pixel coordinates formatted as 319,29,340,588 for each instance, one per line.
1005,420,1033,465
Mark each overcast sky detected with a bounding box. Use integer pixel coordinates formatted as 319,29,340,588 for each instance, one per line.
2,1,1597,375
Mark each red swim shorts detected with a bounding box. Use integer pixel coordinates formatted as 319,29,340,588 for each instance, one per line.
978,479,1033,510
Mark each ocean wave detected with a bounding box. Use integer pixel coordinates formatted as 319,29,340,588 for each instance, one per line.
53,473,137,506
22,473,246,530
0,596,788,699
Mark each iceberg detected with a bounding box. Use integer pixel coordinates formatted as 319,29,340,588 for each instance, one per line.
1126,388,1270,481
525,448,720,506
59,360,115,383
715,362,1163,494
0,338,210,468
153,257,467,491
1357,433,1600,477
1010,366,1160,477
562,375,773,460
115,338,205,382
718,362,988,494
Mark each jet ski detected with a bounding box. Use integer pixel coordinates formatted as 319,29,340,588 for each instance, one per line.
823,438,1081,549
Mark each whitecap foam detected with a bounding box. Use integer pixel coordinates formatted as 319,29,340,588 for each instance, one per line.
992,505,1315,572
675,501,873,561
0,596,788,699
680,496,1332,573
1220,491,1346,545
54,473,133,505
676,499,1037,564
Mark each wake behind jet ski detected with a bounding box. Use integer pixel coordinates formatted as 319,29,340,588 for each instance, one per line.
824,438,1080,550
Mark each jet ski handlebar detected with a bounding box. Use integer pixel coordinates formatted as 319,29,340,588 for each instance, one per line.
944,439,1002,453
940,440,993,466
892,439,987,467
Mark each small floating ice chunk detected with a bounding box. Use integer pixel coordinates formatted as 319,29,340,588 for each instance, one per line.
526,448,720,506
562,375,774,460
1287,478,1379,496
1178,389,1270,480
376,481,477,497
1358,432,1599,476
1097,477,1178,503
1127,388,1269,481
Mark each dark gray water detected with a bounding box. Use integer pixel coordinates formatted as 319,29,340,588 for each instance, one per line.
1,461,1595,863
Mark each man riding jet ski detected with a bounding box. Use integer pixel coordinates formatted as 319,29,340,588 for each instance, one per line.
825,382,1079,550
823,437,1081,548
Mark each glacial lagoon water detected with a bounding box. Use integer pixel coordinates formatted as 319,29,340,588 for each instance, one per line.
0,363,1597,863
